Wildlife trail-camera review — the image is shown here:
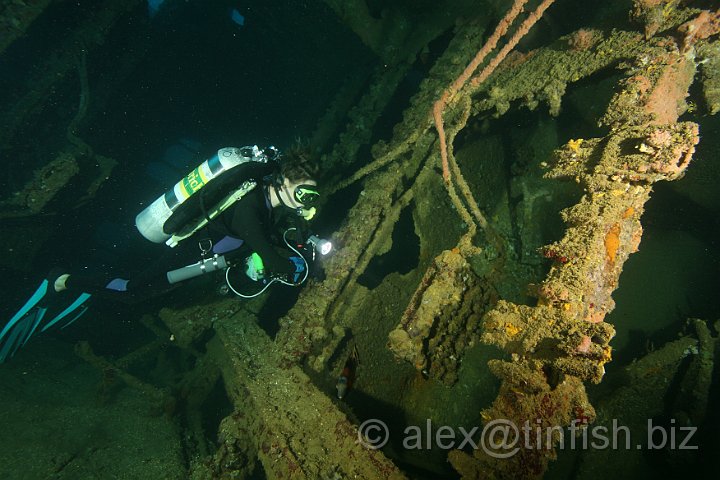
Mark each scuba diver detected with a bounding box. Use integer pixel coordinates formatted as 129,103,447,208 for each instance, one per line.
0,145,330,363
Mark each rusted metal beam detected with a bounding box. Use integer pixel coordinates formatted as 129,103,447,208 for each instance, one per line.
206,316,407,479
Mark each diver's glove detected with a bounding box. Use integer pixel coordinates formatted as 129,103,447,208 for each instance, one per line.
244,253,265,282
288,256,306,283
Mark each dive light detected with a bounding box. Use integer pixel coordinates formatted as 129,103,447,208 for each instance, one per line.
167,255,228,284
307,235,332,256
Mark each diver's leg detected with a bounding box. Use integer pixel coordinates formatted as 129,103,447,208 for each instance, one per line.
61,241,199,303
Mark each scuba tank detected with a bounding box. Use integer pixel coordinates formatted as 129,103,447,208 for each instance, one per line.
135,146,274,245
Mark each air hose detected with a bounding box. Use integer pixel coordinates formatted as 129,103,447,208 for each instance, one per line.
225,227,309,298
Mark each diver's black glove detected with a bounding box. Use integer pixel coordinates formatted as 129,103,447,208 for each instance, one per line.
288,256,306,283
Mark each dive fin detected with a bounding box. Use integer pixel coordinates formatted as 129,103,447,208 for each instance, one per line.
0,307,44,363
0,280,48,343
22,307,47,347
0,319,26,362
41,293,92,332
0,282,91,364
60,306,89,330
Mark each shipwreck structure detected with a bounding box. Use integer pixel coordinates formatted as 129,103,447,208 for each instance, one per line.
1,0,719,478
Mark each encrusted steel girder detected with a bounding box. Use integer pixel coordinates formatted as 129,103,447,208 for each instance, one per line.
207,315,407,479
450,15,706,479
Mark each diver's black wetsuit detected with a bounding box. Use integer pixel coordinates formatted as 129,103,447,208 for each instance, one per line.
217,183,297,275
65,163,298,301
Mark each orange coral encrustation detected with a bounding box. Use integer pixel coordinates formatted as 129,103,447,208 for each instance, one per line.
604,223,621,265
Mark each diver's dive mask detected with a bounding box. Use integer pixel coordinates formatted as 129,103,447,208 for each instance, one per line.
292,184,320,220
293,184,320,207
272,181,320,220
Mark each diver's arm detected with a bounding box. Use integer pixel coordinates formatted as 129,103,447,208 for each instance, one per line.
273,207,310,244
230,202,295,275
